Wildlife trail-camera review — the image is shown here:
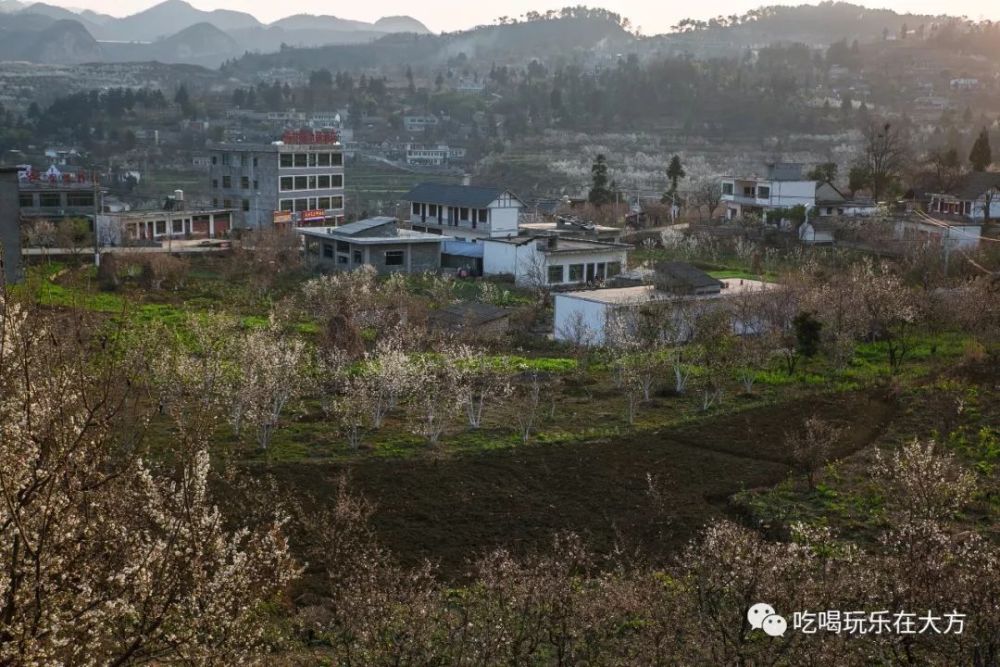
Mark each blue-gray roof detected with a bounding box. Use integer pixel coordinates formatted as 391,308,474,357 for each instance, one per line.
403,182,521,208
330,216,397,236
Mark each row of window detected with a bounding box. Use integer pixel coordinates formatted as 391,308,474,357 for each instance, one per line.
20,192,95,208
279,174,344,192
213,154,258,167
214,176,259,190
279,152,343,168
547,261,622,284
279,196,344,212
321,244,404,266
412,202,489,224
722,182,771,199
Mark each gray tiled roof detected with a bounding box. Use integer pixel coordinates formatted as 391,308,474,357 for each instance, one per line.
655,261,723,289
330,216,397,236
403,182,518,208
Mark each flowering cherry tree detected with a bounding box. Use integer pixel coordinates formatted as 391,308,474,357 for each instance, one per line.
0,292,296,664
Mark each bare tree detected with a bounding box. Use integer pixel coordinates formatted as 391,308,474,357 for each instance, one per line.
786,416,843,490
856,121,909,201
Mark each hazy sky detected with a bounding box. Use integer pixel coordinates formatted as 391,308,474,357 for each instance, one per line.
65,0,1000,32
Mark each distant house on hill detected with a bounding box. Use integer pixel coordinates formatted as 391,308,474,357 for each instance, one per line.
928,172,1000,221
721,163,876,223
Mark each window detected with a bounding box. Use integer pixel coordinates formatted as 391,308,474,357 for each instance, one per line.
336,240,350,253
154,220,166,235
547,265,564,284
607,261,622,278
221,154,231,166
722,182,734,195
294,176,308,190
384,250,404,266
353,249,363,264
280,176,293,191
318,197,331,209
39,193,61,207
568,264,584,282
172,219,184,233
211,155,218,165
308,198,317,209
294,153,307,167
429,204,438,216
252,157,258,167
757,186,770,199
331,174,343,188
318,175,330,189
253,180,258,189
337,255,349,264
222,175,231,188
280,153,293,168
460,207,469,221
212,178,218,188
318,153,331,167
331,152,343,166
308,153,318,167
212,198,219,207
308,176,317,190
241,176,249,189
478,209,488,223
18,194,33,207
322,243,334,258
242,199,250,211
412,202,420,215
223,199,232,208
294,199,308,212
280,200,293,211
66,192,94,207
596,263,606,280
330,196,343,209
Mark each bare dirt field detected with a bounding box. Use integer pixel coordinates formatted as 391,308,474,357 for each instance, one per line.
263,390,896,574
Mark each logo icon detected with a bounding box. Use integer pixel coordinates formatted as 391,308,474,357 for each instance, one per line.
748,602,787,637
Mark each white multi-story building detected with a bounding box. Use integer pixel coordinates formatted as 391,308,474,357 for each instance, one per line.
403,182,522,242
405,144,465,166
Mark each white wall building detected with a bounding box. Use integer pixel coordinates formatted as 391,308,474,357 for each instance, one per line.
483,236,629,288
403,182,523,242
721,163,818,222
554,279,775,346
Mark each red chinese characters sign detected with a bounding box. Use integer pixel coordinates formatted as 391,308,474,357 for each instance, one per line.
301,209,327,222
281,129,339,145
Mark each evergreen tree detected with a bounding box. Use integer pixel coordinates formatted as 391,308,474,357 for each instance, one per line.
666,155,686,197
969,127,992,172
588,154,615,206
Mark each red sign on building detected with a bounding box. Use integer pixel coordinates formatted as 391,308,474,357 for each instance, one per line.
281,129,339,145
301,209,327,222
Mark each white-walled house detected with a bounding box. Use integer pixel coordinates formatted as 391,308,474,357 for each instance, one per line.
482,236,629,288
553,279,775,346
403,182,523,242
721,163,876,223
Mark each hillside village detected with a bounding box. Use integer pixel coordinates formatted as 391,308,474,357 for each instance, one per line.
2,1,1000,665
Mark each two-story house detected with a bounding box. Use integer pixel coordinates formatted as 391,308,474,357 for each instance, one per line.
403,183,523,242
721,163,876,223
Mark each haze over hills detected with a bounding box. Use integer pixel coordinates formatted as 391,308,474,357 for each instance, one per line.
0,0,432,65
0,1,981,69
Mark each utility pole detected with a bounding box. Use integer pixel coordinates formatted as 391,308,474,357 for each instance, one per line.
92,168,101,268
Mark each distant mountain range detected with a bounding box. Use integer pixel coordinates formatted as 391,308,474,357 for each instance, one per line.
0,0,431,66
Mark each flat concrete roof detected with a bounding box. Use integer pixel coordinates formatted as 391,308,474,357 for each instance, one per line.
557,278,776,305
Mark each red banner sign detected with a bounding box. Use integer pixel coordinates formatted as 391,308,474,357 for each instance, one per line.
301,209,327,222
281,129,339,145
